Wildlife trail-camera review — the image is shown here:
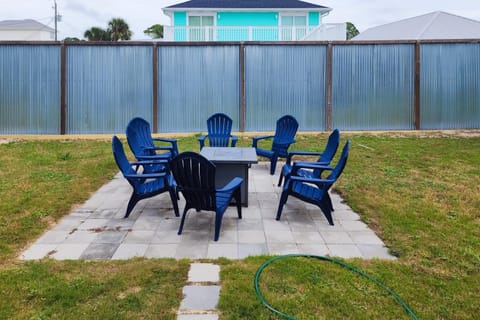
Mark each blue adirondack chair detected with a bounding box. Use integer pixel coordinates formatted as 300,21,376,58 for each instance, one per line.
276,141,350,225
170,152,243,241
126,117,179,173
112,136,179,218
198,113,238,149
252,115,299,175
278,129,340,187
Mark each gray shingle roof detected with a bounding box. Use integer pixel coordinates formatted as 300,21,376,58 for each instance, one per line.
353,11,480,40
0,19,54,32
165,0,329,10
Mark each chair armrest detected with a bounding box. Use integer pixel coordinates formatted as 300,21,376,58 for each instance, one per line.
144,146,174,151
292,162,332,170
130,159,168,166
124,172,167,179
286,150,323,164
217,177,243,193
231,135,238,147
135,154,171,160
153,137,176,144
275,138,296,147
291,162,332,176
198,135,207,149
252,135,274,148
153,138,179,156
290,175,335,185
130,159,168,173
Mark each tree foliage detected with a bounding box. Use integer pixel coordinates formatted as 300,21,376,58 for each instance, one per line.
108,18,132,41
144,24,164,39
83,18,132,41
346,22,360,40
84,27,111,41
63,37,81,42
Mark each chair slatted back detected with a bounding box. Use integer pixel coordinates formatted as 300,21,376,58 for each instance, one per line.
171,152,217,211
327,140,350,181
314,129,340,178
207,113,233,147
112,136,139,188
126,117,155,158
272,115,299,157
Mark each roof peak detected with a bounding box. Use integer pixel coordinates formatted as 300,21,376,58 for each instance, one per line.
353,10,480,41
375,11,480,28
0,19,54,32
164,0,330,10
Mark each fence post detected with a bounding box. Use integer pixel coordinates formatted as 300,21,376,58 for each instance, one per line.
414,41,421,130
325,42,333,131
239,43,246,132
152,43,158,133
60,43,66,135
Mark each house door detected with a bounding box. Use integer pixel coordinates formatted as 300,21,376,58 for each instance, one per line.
280,15,307,40
188,15,214,41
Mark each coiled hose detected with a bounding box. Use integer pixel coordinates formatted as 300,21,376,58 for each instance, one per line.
254,254,418,319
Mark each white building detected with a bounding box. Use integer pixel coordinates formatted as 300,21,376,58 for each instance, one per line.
0,19,55,41
353,11,480,40
162,0,346,41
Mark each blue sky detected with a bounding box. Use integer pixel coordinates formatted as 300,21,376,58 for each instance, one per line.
2,0,479,40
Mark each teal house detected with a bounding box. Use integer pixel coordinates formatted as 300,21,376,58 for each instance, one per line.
162,0,346,41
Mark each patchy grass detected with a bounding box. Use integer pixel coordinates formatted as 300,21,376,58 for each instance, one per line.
0,133,479,319
219,133,480,319
0,259,189,319
0,138,189,319
0,140,117,263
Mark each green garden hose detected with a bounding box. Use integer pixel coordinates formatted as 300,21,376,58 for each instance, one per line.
254,254,418,320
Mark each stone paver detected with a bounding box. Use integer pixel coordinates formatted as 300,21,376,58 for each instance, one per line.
20,244,57,260
238,243,269,258
80,243,119,260
20,163,396,261
188,263,220,283
177,315,219,320
50,244,90,260
179,286,220,311
111,243,148,260
178,263,221,319
145,244,178,258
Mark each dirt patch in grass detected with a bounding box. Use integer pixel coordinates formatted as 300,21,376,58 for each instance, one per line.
338,129,480,138
118,286,143,299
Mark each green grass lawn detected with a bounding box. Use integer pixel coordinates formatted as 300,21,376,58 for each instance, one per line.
0,133,478,319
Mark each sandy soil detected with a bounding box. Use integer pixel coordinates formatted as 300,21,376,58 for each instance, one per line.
1,130,479,144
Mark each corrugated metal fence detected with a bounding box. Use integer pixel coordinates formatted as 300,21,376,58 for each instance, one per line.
0,40,479,134
0,45,61,134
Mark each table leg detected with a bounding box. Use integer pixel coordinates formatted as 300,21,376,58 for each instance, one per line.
214,163,249,207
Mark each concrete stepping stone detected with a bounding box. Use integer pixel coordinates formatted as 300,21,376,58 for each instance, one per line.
178,263,221,319
177,315,219,320
188,263,220,283
179,286,220,311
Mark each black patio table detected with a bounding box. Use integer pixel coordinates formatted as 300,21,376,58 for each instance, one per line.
200,147,258,207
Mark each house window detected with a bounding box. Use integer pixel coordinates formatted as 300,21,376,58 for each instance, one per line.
188,15,214,41
280,15,307,40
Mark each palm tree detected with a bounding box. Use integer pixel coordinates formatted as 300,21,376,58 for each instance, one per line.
84,27,110,41
63,37,81,42
107,18,132,41
346,22,360,40
144,24,164,39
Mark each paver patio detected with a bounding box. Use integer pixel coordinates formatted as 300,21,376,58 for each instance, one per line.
20,163,395,261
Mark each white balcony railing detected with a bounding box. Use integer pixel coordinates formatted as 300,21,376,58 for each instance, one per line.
163,24,346,42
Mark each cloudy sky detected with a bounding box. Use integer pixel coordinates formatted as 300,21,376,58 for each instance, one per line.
2,0,480,40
